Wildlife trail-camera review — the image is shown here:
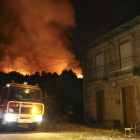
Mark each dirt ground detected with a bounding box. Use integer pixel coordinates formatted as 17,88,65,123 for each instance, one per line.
0,122,140,139
37,122,140,140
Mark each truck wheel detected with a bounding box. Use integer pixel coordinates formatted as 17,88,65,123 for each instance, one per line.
7,123,18,131
28,123,37,131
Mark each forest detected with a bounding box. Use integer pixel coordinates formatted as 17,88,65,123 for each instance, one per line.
0,69,82,87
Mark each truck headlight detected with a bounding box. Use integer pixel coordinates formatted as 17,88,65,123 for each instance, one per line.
33,108,37,113
32,108,42,114
35,115,42,122
5,114,15,122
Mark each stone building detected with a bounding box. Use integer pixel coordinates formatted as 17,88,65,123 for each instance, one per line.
76,15,140,125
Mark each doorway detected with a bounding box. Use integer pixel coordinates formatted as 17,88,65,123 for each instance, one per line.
122,85,136,125
96,90,105,123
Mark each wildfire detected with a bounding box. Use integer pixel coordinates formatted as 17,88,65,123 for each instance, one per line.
0,0,82,77
77,74,83,79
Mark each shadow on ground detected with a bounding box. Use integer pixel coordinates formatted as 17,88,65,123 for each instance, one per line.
0,125,31,133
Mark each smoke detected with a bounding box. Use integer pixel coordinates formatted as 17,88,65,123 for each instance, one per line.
0,0,82,76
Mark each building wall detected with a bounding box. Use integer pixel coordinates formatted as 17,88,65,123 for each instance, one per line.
84,24,140,124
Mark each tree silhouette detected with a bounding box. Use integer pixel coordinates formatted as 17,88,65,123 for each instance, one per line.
60,69,77,79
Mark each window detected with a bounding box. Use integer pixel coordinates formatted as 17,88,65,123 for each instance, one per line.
9,87,42,102
95,52,104,77
119,40,132,69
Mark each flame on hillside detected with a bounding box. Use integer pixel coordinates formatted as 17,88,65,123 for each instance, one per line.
0,0,82,78
77,74,83,79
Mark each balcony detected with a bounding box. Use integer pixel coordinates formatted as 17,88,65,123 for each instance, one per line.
92,66,108,82
86,54,140,83
110,54,140,77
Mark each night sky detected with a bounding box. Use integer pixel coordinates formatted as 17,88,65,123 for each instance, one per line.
70,0,140,51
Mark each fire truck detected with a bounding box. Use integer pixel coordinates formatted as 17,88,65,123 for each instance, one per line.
0,82,44,131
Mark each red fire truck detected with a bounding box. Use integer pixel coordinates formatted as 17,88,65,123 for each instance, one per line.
0,82,44,131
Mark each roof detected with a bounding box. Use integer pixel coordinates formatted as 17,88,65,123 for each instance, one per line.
74,15,140,54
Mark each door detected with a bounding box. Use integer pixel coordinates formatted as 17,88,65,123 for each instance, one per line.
122,85,136,125
96,90,105,123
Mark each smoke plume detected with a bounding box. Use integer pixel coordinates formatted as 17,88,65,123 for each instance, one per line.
0,0,82,77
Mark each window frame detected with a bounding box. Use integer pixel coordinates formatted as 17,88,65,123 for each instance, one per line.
95,51,104,77
119,39,132,69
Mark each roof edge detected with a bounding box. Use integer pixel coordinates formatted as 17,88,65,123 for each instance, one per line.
74,15,140,54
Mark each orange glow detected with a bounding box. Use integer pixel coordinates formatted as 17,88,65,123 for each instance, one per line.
0,0,82,76
20,71,30,76
77,74,83,79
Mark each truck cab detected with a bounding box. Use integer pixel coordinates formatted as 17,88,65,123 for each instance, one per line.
0,82,44,131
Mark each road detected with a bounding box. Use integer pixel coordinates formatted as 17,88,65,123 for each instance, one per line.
0,124,95,140
0,125,75,140
0,127,100,140
0,123,140,140
0,133,77,140
0,133,115,140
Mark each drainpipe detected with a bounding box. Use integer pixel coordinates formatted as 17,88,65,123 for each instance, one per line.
83,54,86,119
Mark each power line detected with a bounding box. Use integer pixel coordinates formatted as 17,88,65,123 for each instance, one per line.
26,60,74,71
1,53,75,60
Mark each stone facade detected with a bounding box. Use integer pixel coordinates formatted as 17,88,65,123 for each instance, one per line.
84,24,140,125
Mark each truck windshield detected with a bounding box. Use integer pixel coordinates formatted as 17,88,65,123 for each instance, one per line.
9,87,42,102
